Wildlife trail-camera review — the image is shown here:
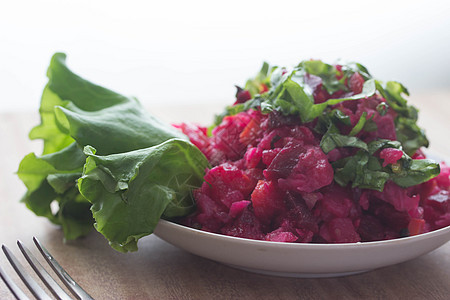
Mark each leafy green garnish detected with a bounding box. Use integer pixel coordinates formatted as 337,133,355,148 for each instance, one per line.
78,140,208,252
333,151,390,191
217,60,436,192
320,132,368,154
18,53,207,250
330,140,439,191
300,60,347,94
375,81,429,155
277,77,375,123
244,62,272,97
213,61,376,126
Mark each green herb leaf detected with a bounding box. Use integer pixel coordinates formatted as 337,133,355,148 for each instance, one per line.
376,80,429,155
300,60,347,94
320,132,368,154
391,159,440,187
332,143,439,191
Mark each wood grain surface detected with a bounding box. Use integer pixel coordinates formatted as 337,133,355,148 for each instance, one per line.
0,90,449,300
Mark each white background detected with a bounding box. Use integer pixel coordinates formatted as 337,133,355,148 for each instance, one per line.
1,0,449,113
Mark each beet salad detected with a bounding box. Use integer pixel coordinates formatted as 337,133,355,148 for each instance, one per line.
177,60,450,244
19,54,450,252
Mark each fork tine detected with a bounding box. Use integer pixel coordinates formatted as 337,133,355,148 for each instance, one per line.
33,237,94,300
0,264,31,300
18,241,72,300
2,245,50,300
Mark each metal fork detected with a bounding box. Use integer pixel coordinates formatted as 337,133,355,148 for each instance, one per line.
0,237,93,300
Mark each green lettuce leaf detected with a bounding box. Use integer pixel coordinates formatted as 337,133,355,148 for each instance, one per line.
78,140,209,252
18,53,193,243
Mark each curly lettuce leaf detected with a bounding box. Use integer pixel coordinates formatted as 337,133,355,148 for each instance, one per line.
18,53,190,242
78,139,209,252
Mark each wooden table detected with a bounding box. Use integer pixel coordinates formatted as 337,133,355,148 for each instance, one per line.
1,91,449,300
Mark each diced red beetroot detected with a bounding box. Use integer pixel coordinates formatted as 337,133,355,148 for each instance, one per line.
408,206,424,219
204,163,255,199
349,72,365,94
359,191,370,210
326,149,342,162
173,123,210,156
357,215,385,242
423,184,450,229
211,113,251,161
229,200,251,218
284,194,319,234
289,126,317,145
304,73,330,104
261,148,281,166
244,168,264,185
193,192,229,232
251,180,285,223
426,190,449,213
257,130,279,151
235,88,252,104
313,88,330,104
370,199,410,232
320,218,361,243
412,149,426,159
330,90,346,99
262,111,300,130
265,230,298,242
301,192,323,210
423,206,442,230
295,228,315,243
379,148,403,167
220,207,265,240
372,181,420,212
320,186,354,219
274,137,295,149
277,146,334,193
342,96,397,142
244,147,262,169
239,113,263,146
222,190,245,208
435,162,450,188
373,114,397,141
264,141,305,180
435,213,450,228
318,222,332,242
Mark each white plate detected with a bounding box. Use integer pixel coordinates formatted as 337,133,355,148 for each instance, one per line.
155,152,450,278
154,219,450,278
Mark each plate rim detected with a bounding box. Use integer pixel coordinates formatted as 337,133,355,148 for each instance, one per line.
156,218,450,249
